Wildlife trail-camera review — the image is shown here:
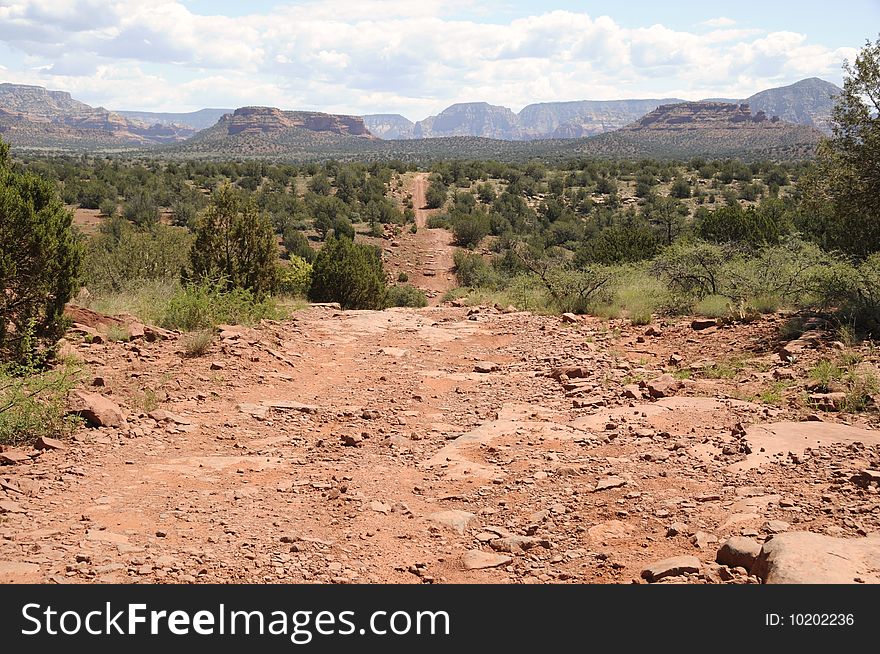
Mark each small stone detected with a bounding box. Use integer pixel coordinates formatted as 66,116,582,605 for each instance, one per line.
369,501,391,514
641,555,702,582
428,510,477,535
594,476,626,492
474,362,500,373
561,313,580,324
210,361,225,370
341,434,363,447
35,436,65,451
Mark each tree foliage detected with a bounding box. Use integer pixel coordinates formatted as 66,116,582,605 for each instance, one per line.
188,184,278,297
309,236,387,309
0,138,83,362
803,36,880,256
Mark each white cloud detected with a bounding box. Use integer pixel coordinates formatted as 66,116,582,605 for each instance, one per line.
0,2,853,117
702,17,737,28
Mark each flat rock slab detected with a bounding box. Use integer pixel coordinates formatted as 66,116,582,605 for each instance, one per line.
731,422,880,472
752,531,880,583
263,400,319,414
594,476,627,492
0,561,40,577
427,510,477,535
461,550,512,570
572,396,759,431
641,555,702,582
423,403,584,481
86,529,129,544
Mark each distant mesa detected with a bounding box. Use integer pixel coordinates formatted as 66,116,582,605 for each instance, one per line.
219,106,375,138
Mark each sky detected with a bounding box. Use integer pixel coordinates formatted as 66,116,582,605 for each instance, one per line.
0,1,876,120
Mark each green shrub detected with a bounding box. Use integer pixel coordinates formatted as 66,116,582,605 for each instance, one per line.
425,180,448,209
453,250,498,288
427,215,451,229
181,330,213,358
818,253,880,332
332,217,355,240
99,198,118,218
85,219,192,293
123,189,160,227
397,271,409,283
160,283,283,331
0,358,82,445
282,228,316,263
309,237,387,309
386,285,428,308
452,208,491,248
277,256,313,297
189,184,279,298
694,294,732,318
0,139,83,363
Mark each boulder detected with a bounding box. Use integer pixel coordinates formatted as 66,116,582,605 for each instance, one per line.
751,531,880,584
716,536,762,570
68,391,126,428
647,374,682,398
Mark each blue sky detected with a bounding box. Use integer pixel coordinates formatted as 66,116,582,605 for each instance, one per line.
0,1,875,118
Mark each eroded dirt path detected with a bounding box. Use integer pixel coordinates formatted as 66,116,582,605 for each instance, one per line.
381,172,457,305
1,307,879,584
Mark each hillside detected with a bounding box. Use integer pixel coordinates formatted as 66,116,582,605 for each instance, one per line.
116,108,232,131
160,103,820,163
744,77,840,135
362,114,415,139
0,83,196,148
360,78,839,141
577,102,823,159
413,102,522,139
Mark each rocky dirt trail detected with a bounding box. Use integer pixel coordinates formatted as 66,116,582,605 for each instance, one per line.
2,306,880,584
380,172,457,305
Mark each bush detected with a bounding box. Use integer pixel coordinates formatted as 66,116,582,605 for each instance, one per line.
99,198,118,218
0,139,83,363
332,217,355,240
85,219,192,292
181,330,213,358
277,256,313,297
189,184,279,298
452,208,491,248
161,283,283,331
819,253,880,332
0,358,81,445
386,285,428,308
397,271,409,283
453,250,498,288
123,189,160,227
309,237,387,309
425,180,448,209
282,228,316,262
427,215,451,229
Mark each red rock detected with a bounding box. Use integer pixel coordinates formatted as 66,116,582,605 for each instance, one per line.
35,436,65,450
68,391,126,428
691,318,718,330
0,451,31,465
647,374,682,398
